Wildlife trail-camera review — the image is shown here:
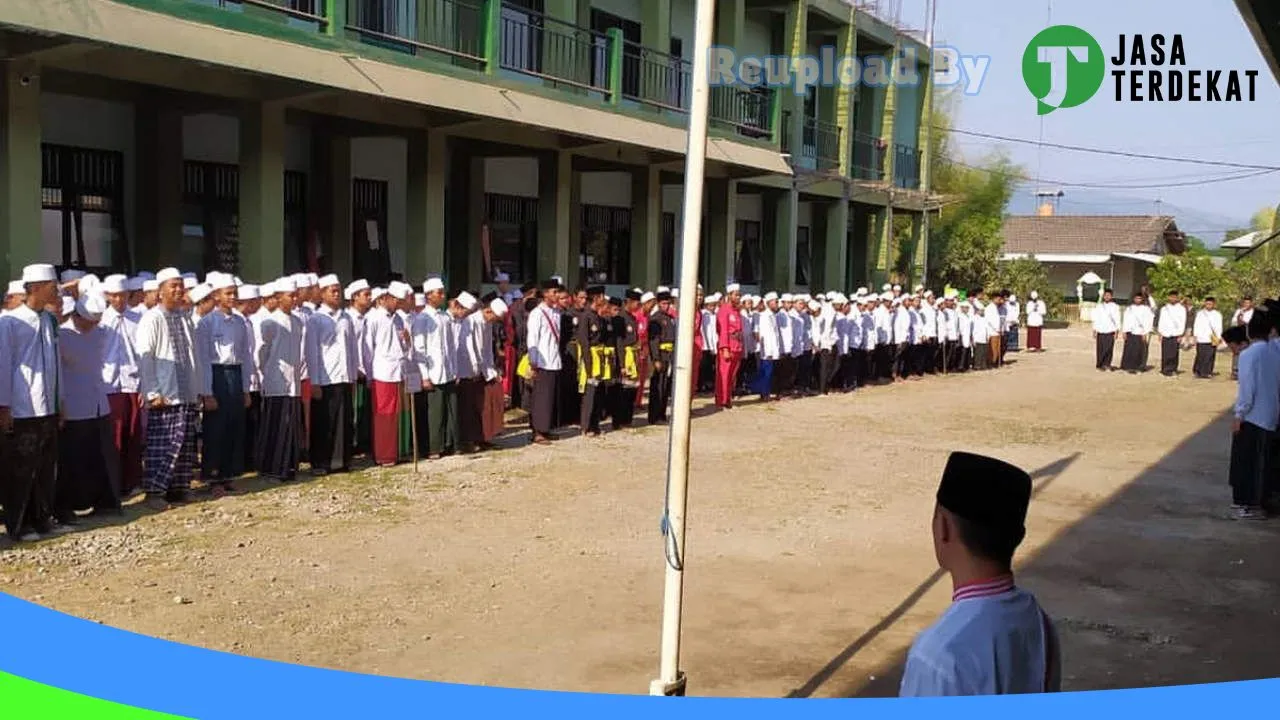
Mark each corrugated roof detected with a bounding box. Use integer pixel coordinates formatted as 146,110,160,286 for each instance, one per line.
1000,215,1182,255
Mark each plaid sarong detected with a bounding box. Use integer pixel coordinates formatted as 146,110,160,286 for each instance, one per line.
143,404,198,494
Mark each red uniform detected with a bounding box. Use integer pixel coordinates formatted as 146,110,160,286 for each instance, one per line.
633,308,649,409
715,303,744,407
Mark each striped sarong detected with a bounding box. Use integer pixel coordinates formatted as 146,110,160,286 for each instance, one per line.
143,404,198,495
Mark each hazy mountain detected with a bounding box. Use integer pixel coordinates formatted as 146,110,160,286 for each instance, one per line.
1006,184,1246,246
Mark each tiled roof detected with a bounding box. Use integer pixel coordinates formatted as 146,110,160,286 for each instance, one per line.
1000,215,1182,255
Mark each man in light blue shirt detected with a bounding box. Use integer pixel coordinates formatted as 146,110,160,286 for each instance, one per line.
1228,314,1280,520
900,452,1060,696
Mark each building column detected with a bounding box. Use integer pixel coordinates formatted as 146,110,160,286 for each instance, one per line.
867,205,888,288
910,211,925,283
0,61,41,281
466,155,485,289
765,187,797,291
835,11,859,177
642,0,672,99
406,130,448,284
880,44,900,187
537,150,573,283
775,0,807,154
714,0,743,46
630,164,661,288
134,93,184,271
311,129,353,278
238,101,286,281
814,198,849,291
705,178,737,290
445,139,471,288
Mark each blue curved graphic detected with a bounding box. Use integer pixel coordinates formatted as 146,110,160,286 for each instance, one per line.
1,591,1277,718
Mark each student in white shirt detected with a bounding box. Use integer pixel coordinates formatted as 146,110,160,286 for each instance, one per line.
527,280,563,444
1091,289,1122,371
135,267,203,510
305,275,358,475
1230,297,1254,380
2,279,25,314
1155,290,1189,377
1229,315,1280,520
256,278,305,482
197,275,253,494
454,291,490,453
0,264,63,541
873,295,893,381
342,279,374,457
1120,294,1154,373
970,299,992,371
1025,291,1047,352
958,302,975,371
900,452,1059,697
413,283,463,459
1192,297,1225,379
472,298,509,446
363,287,409,466
99,274,144,498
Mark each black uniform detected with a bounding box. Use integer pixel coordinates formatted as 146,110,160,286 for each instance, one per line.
558,307,582,428
612,307,641,428
578,309,615,434
648,310,676,424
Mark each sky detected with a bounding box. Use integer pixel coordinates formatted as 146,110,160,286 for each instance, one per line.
892,0,1280,240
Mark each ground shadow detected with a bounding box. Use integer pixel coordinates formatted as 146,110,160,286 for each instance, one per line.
786,409,1280,698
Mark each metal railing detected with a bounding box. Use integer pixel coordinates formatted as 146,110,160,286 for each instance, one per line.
213,0,328,24
781,112,841,172
345,0,485,63
852,131,887,181
894,143,922,189
499,4,609,94
620,41,690,112
710,85,774,140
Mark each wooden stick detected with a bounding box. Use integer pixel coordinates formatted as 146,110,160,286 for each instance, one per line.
406,380,419,473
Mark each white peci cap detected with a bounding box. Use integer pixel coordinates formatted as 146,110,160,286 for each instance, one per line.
143,279,161,292
318,274,340,289
456,291,478,310
76,294,106,320
489,298,508,317
423,277,445,293
273,277,297,294
641,292,655,304
388,284,409,300
189,284,213,304
23,264,58,284
7,280,27,296
60,268,86,284
61,296,76,316
237,284,260,301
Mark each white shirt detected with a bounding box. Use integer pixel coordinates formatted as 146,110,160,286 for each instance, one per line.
860,312,877,351
362,307,407,383
248,308,271,393
0,305,60,419
291,309,310,382
1232,307,1254,327
1235,340,1280,432
526,303,562,371
983,303,1003,334
58,323,111,421
900,582,1058,697
970,310,990,344
99,304,140,394
346,307,369,376
456,312,487,381
892,307,912,345
777,311,794,356
700,309,718,351
257,309,304,398
197,308,254,394
1156,303,1187,338
919,304,938,340
305,304,358,386
1091,302,1122,334
815,306,839,351
413,306,459,385
791,311,809,356
1026,300,1047,328
135,306,201,406
958,311,975,347
1193,309,1224,345
756,308,781,360
1122,305,1153,335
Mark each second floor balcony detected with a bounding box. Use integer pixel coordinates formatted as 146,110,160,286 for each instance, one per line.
781,111,842,174
852,131,887,182
202,0,781,144
894,143,922,189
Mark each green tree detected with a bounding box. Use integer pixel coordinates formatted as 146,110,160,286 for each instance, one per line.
993,256,1063,320
1145,254,1229,304
1251,206,1277,234
925,96,1023,290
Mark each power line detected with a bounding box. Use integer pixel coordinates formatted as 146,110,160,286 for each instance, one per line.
944,158,1279,190
941,126,1280,171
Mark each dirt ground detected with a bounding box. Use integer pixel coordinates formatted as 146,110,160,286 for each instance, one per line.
3,325,1278,698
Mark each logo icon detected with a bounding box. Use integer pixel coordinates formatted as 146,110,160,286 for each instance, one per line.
1022,25,1105,115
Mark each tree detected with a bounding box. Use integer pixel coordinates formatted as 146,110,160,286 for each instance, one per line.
993,256,1063,320
925,96,1023,291
1145,254,1228,305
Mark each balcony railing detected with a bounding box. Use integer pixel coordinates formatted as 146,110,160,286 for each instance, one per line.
499,5,609,95
710,86,774,140
189,0,778,142
781,112,841,172
345,0,485,64
894,143,922,189
852,131,887,182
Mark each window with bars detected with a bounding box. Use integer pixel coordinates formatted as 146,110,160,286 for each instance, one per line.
579,205,631,285
182,162,307,275
485,193,539,284
734,219,762,286
352,178,391,285
589,10,641,96
40,144,129,273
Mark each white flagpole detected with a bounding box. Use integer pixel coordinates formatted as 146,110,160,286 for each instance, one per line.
650,0,717,698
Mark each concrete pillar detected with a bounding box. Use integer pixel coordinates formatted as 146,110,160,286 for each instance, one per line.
705,178,738,290
880,44,900,186
910,211,925,283
867,205,888,288
642,0,672,53
714,0,742,46
445,139,471,288
537,150,572,282
406,130,448,284
0,60,41,281
835,12,858,177
630,165,661,288
466,155,485,289
311,130,353,279
916,66,933,193
238,101,286,281
766,187,797,291
134,94,184,270
780,1,807,156
815,198,849,291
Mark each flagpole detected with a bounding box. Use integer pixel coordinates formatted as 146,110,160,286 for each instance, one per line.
650,0,716,698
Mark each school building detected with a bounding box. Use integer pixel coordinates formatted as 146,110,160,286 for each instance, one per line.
0,0,936,296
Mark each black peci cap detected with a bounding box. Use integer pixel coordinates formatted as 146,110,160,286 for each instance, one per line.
936,452,1032,534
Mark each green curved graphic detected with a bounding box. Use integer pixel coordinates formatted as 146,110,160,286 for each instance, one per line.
0,671,190,718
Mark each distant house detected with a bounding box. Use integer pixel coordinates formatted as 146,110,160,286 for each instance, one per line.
1220,230,1265,257
1000,215,1186,300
